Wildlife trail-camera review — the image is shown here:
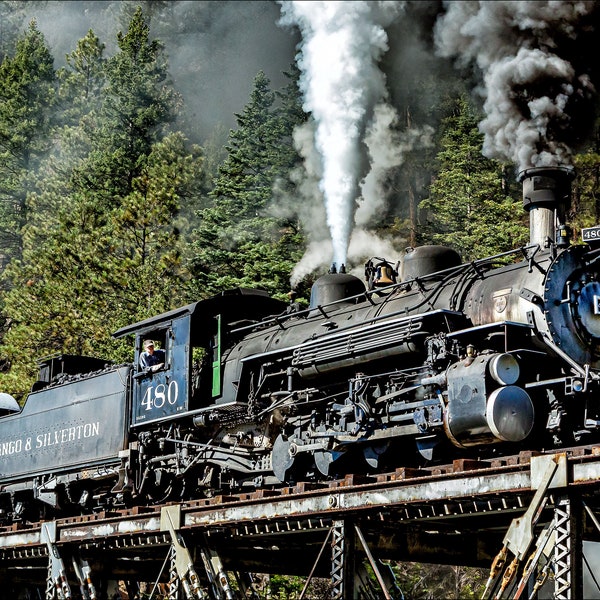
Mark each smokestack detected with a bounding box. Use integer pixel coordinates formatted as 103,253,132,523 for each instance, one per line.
518,166,575,248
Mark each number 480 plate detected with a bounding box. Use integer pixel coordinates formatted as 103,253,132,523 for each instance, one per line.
582,226,600,242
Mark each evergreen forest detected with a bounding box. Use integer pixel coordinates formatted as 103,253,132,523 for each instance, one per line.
0,3,599,598
0,2,598,398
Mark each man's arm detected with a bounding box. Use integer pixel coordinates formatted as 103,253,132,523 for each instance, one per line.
139,352,150,369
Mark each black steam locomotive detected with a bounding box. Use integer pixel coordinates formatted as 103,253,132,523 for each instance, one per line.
1,166,600,522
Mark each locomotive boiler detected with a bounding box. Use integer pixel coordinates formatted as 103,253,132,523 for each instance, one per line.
1,165,600,522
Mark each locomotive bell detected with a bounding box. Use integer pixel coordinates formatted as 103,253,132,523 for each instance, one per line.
374,265,395,286
365,258,397,289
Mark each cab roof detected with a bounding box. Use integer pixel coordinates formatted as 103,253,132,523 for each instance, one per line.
112,288,287,340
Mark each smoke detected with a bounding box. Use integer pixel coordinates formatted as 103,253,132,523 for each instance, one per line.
17,1,298,142
23,1,600,280
285,109,413,286
272,121,332,286
278,1,406,269
434,0,600,171
357,103,434,227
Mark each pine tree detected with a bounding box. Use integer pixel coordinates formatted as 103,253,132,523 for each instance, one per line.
187,70,306,300
79,5,178,207
0,11,203,398
106,132,204,323
420,97,528,260
0,21,55,267
56,29,106,127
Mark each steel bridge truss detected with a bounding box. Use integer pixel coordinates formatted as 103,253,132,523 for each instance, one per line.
2,450,600,599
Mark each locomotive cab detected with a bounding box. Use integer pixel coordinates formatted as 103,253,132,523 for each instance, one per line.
113,289,287,427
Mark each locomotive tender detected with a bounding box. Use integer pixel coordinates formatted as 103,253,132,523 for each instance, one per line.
1,166,600,522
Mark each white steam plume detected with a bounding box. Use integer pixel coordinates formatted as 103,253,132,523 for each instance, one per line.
279,1,404,268
286,122,332,286
434,1,599,171
357,103,434,227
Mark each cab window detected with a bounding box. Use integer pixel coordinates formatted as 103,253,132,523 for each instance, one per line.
138,330,170,373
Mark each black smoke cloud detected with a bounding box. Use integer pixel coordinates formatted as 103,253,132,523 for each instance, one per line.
277,0,600,277
433,0,600,170
15,1,599,170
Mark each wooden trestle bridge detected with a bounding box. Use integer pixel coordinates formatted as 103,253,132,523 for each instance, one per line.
1,447,600,599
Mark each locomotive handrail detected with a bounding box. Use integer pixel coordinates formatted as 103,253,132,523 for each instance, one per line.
539,331,593,381
230,244,543,337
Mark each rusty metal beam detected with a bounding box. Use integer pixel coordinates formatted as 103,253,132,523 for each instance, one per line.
1,452,599,558
354,524,392,600
40,521,72,600
161,505,204,599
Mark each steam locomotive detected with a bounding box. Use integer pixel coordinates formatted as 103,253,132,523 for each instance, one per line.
1,166,600,522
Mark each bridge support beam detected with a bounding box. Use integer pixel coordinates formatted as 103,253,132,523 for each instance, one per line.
329,519,397,599
198,533,236,600
330,520,355,599
553,495,583,600
41,521,72,600
161,505,204,599
162,504,237,599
